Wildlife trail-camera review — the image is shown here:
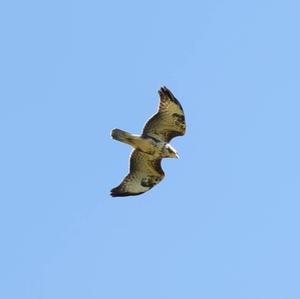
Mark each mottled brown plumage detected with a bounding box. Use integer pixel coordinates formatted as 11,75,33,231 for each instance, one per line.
110,150,164,197
110,86,186,197
142,87,186,142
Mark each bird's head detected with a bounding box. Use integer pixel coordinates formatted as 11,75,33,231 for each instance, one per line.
164,144,179,159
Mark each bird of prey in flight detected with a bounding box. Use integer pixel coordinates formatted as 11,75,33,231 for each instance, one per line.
110,86,186,197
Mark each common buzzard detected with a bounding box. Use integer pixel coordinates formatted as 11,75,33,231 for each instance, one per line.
110,86,186,197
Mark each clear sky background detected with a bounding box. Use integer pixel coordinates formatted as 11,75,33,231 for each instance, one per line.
1,0,300,298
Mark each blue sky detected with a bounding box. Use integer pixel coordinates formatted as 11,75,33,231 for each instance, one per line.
1,0,300,298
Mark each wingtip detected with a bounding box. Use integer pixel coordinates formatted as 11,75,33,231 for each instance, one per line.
110,185,146,197
110,186,120,197
110,192,119,197
158,85,169,94
158,86,175,97
158,86,183,110
110,190,145,197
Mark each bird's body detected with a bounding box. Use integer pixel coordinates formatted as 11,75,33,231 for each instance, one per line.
111,129,177,159
110,86,186,197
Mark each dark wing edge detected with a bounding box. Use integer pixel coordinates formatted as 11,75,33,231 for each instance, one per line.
110,150,165,197
110,173,147,197
142,86,186,143
110,186,145,197
158,86,184,112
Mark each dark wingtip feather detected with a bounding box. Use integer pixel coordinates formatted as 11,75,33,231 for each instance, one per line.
110,184,146,197
159,86,174,97
158,86,183,110
110,189,145,197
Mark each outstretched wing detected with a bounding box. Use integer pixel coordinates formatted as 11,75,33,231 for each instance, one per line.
142,86,186,143
110,149,165,197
